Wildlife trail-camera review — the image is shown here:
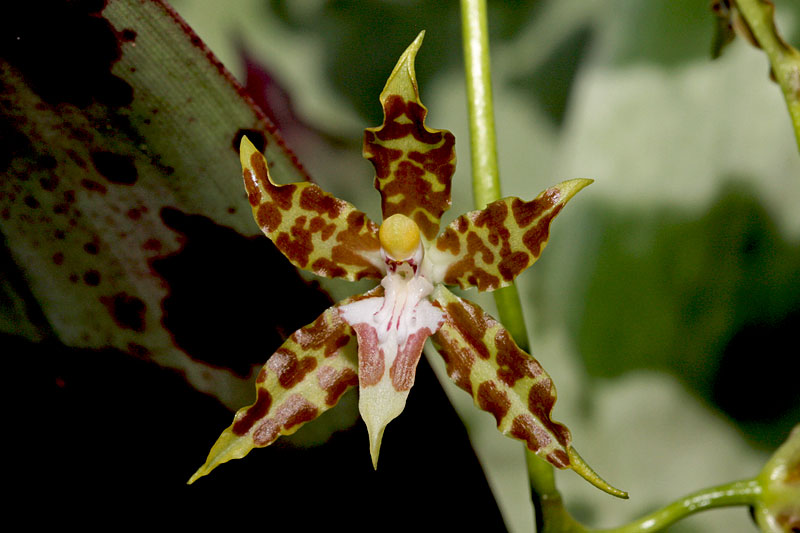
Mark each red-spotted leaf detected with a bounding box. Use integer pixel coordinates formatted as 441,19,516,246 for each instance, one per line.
0,0,331,406
363,31,456,243
430,284,627,498
240,137,384,281
425,179,591,292
189,294,368,483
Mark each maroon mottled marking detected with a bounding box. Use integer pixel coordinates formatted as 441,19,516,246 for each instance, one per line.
255,201,281,232
251,394,319,446
365,95,455,240
443,229,502,291
233,388,273,435
80,178,107,194
308,216,336,241
83,270,100,286
99,292,146,332
317,366,359,406
522,205,563,258
510,414,552,452
268,347,317,388
52,252,64,265
494,329,541,387
54,230,66,240
256,367,267,384
243,169,262,206
23,195,40,208
276,216,314,267
249,152,295,209
546,450,570,468
253,419,280,446
436,226,461,254
390,327,433,391
83,241,99,255
330,211,382,278
511,189,559,227
311,258,347,278
91,151,138,185
351,322,383,386
445,299,491,360
299,186,343,219
291,311,352,358
498,252,529,281
477,381,511,426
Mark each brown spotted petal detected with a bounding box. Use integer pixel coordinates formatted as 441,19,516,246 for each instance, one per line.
425,179,592,291
363,31,456,243
188,292,368,484
241,136,384,281
430,285,627,497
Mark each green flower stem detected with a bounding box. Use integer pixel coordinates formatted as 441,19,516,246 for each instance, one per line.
595,479,761,533
459,0,530,353
735,0,800,152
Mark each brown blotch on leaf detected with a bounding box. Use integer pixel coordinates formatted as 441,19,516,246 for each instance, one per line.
83,270,101,286
233,388,273,435
510,413,553,453
91,151,138,185
99,292,146,332
243,169,262,206
477,381,511,426
80,179,107,194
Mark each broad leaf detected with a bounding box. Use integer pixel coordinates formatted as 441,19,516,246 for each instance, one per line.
0,0,330,406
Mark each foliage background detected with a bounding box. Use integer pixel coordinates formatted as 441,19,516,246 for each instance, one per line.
4,0,798,531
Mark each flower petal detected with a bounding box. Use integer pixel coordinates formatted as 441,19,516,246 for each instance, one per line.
339,284,444,468
240,136,384,281
364,31,456,243
424,179,591,291
188,298,361,484
430,285,626,497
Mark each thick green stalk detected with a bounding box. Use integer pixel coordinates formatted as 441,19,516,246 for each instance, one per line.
736,0,800,152
459,0,529,352
596,479,761,533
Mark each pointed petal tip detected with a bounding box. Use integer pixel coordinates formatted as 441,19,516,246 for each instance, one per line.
568,447,629,499
239,134,259,169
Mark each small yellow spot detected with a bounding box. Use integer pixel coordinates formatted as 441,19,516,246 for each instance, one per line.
379,214,421,260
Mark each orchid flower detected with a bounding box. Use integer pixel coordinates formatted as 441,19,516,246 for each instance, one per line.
189,33,624,497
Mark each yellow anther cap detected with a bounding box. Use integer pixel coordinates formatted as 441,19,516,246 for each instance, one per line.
379,214,421,260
